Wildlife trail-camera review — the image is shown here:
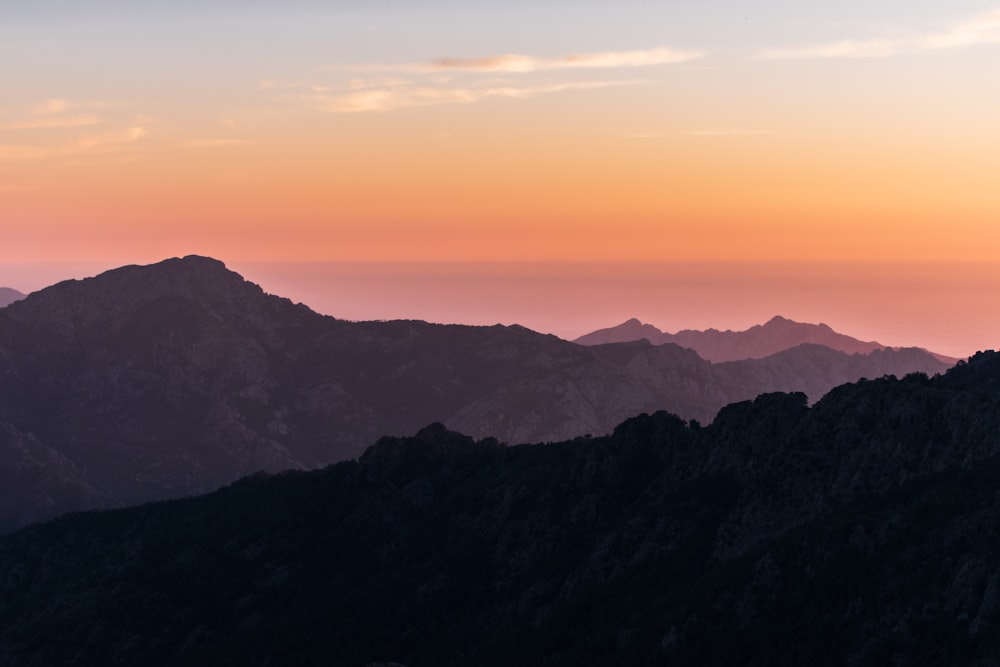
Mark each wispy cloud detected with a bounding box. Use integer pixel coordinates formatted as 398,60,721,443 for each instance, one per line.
684,128,772,136
33,98,70,115
0,125,147,163
2,115,102,130
315,80,638,114
303,46,700,113
179,138,249,149
416,47,703,73
3,98,117,131
758,8,1000,60
75,126,146,150
920,8,1000,49
759,39,898,60
30,98,114,114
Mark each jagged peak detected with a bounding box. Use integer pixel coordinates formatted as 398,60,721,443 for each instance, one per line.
360,424,501,466
762,315,808,328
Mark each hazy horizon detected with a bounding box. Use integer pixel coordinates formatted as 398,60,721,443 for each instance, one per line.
1,257,995,359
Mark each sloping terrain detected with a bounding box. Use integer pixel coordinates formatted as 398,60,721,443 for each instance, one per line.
1,353,999,665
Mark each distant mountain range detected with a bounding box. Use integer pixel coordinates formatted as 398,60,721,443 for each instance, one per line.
575,315,957,364
3,353,1000,666
0,256,951,532
0,287,25,308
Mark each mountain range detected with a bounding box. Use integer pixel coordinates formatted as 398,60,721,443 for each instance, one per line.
0,256,950,532
575,316,957,364
0,287,25,309
2,353,1000,665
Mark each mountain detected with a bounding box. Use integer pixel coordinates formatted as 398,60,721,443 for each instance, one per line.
0,287,25,308
575,315,919,362
2,354,1000,665
0,256,951,532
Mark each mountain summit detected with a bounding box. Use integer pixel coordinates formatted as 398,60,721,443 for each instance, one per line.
576,315,894,362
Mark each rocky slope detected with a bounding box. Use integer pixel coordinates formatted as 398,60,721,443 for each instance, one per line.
0,256,950,532
0,288,25,308
1,353,1000,665
576,315,923,362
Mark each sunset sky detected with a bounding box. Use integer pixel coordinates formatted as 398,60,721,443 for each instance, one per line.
2,1,999,355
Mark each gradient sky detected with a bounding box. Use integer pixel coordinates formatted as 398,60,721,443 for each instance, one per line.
2,1,999,354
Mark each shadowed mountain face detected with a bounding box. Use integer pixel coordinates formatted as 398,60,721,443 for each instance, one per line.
0,288,25,309
2,354,1000,666
575,315,919,362
0,256,951,532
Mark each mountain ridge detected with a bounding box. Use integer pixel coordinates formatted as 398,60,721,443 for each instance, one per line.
574,315,956,363
0,255,952,532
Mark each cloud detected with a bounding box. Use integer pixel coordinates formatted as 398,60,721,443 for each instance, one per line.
419,47,702,73
33,98,70,115
684,128,772,136
316,80,639,114
330,46,703,74
920,8,1000,49
2,115,102,130
180,139,249,149
758,8,1000,60
75,126,146,150
0,126,147,163
300,45,699,114
258,80,306,90
758,39,898,60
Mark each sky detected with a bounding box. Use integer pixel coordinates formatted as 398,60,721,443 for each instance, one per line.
2,1,999,355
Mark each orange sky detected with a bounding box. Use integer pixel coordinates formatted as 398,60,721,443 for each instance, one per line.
2,2,1000,354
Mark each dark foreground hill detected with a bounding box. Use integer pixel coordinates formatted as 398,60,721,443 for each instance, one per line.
2,353,1000,666
0,288,24,309
575,315,956,363
0,256,949,532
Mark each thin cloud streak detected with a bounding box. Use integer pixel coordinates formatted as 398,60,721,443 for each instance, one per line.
33,98,70,115
2,115,102,130
422,47,703,73
303,46,699,113
0,126,147,163
758,7,1000,60
333,46,703,74
179,139,249,149
685,129,772,136
318,80,640,113
759,39,898,60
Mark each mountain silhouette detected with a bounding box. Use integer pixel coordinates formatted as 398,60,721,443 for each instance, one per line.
0,287,25,308
575,315,955,363
2,353,1000,665
0,256,951,532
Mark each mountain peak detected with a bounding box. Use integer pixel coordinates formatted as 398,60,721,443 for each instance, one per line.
0,287,26,308
573,318,665,346
1,255,308,336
